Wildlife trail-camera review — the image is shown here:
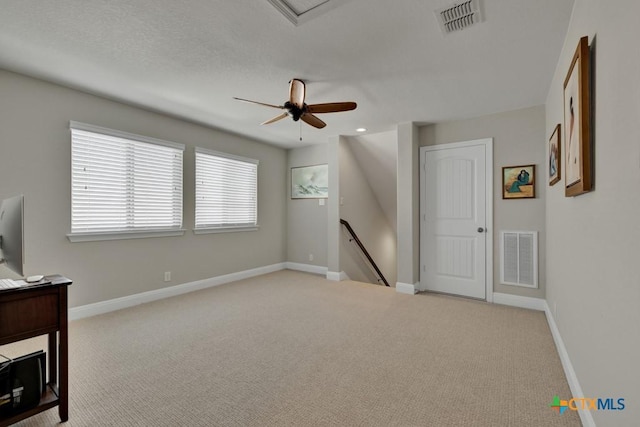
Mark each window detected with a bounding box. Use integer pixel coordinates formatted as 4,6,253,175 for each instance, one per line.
195,147,258,233
69,121,185,242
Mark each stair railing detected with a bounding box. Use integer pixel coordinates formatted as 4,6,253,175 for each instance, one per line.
340,219,390,287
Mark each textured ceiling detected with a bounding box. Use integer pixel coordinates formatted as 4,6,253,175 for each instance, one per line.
284,0,330,15
0,0,575,148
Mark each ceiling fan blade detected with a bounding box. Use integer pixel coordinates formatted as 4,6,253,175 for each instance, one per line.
261,112,288,125
233,97,283,110
289,79,306,109
300,113,326,129
306,102,357,114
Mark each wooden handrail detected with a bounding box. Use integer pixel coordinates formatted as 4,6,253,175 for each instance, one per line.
340,219,390,287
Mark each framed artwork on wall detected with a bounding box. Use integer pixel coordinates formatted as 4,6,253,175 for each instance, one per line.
291,164,328,199
563,36,592,197
502,164,535,199
549,124,561,186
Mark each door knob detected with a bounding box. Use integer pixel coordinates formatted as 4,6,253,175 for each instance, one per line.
477,227,485,233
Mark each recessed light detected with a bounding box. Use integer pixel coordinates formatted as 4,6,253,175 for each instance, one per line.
356,128,367,132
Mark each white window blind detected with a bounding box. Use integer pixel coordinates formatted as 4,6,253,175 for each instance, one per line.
195,147,258,230
70,122,184,238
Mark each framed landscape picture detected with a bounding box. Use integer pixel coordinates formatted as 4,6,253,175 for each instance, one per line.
563,36,592,197
503,165,535,199
291,164,328,199
549,124,561,186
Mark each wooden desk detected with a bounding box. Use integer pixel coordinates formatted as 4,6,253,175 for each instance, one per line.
0,275,72,426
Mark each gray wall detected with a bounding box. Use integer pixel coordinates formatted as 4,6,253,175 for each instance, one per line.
326,137,341,275
545,0,640,424
347,131,398,233
0,70,287,308
339,140,397,286
396,123,420,287
286,144,328,267
419,105,546,298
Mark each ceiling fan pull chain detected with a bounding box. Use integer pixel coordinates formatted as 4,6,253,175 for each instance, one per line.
299,121,302,141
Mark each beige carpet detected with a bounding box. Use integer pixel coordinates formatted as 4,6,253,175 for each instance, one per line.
2,270,580,426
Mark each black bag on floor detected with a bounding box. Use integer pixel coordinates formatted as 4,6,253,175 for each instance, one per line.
0,351,45,416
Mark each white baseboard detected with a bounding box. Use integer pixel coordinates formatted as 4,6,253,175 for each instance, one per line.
492,293,546,311
69,263,286,321
326,271,349,281
285,262,328,275
396,282,418,294
543,301,595,427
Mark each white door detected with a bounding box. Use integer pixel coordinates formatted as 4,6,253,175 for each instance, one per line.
420,140,492,300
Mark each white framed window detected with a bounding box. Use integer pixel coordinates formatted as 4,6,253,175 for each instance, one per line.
194,147,258,233
68,121,185,242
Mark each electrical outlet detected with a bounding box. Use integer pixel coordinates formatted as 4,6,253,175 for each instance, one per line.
308,254,314,261
164,271,171,282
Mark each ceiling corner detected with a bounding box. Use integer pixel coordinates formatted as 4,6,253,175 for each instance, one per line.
267,0,351,26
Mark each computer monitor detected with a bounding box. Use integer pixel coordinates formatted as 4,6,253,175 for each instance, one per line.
0,195,24,277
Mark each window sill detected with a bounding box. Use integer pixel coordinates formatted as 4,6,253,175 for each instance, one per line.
193,225,259,235
67,229,186,242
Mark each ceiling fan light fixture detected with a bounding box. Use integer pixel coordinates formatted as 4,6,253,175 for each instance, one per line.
233,78,356,134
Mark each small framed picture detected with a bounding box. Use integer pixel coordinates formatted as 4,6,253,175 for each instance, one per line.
549,124,561,186
563,36,592,196
502,165,535,199
291,164,328,199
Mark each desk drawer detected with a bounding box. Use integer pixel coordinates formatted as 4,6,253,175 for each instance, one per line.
0,292,59,343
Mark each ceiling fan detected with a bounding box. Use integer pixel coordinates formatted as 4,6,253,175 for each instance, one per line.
233,79,357,129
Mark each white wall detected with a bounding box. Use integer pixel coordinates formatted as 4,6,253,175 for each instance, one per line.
419,105,546,298
339,140,397,287
347,131,398,233
0,70,287,308
545,0,640,424
287,144,328,267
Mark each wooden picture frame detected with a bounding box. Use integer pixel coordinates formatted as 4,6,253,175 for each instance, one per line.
291,164,328,199
549,124,561,186
563,36,592,196
502,165,535,199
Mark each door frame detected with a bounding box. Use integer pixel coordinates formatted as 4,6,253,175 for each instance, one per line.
419,138,494,302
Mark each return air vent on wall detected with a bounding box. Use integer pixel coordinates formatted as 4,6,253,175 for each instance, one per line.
435,0,484,34
500,231,538,288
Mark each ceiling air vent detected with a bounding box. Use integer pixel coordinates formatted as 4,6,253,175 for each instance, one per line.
435,0,484,34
